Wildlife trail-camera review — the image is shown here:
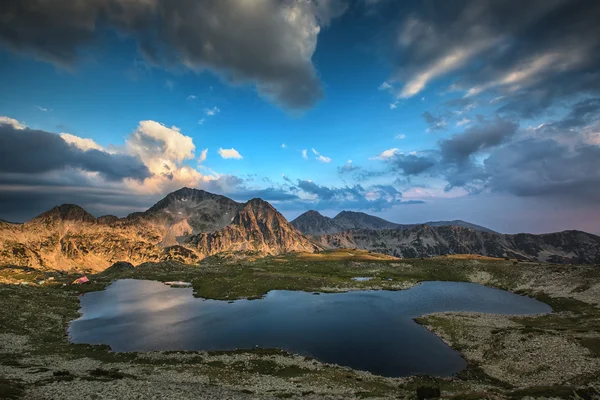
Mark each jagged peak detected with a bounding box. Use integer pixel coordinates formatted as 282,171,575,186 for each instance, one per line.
29,204,96,224
242,198,278,213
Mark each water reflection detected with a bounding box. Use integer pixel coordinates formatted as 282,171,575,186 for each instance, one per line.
69,280,551,377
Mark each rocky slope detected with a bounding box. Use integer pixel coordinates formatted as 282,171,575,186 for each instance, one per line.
316,225,600,264
0,188,316,271
186,198,317,257
291,210,494,235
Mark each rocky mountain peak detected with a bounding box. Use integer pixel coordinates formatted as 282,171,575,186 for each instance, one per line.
29,204,96,225
145,187,235,214
302,210,324,217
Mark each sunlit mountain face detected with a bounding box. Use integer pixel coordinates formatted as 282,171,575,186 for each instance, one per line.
1,0,599,234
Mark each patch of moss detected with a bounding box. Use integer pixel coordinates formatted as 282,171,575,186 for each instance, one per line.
0,379,24,400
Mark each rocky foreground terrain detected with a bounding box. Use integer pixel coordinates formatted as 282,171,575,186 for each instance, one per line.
1,252,599,399
0,188,316,271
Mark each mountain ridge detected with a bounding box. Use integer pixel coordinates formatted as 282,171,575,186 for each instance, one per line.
316,225,600,264
291,209,495,235
0,189,315,271
1,188,599,271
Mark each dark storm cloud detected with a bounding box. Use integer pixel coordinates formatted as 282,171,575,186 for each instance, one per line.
389,153,437,176
484,139,600,202
0,123,150,181
0,182,160,223
380,106,600,202
390,0,600,116
537,98,600,133
0,0,346,109
439,117,518,164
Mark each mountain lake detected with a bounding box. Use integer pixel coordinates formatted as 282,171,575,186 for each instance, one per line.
69,279,551,377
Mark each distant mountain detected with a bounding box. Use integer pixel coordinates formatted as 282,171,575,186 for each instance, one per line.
316,225,600,264
2,189,598,270
333,211,401,231
291,210,494,235
420,220,496,233
0,188,316,271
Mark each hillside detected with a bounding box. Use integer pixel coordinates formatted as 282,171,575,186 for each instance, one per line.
316,225,600,264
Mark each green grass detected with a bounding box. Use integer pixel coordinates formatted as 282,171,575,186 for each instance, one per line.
1,251,599,399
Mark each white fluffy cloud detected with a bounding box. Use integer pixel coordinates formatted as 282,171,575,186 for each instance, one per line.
218,148,243,159
126,120,195,174
312,148,331,163
60,133,105,152
302,149,308,159
371,148,400,160
0,117,25,130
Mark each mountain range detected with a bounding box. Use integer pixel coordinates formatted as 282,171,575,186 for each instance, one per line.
0,188,316,271
1,187,599,271
290,210,495,235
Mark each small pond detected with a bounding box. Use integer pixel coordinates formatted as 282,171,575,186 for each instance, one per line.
69,279,551,377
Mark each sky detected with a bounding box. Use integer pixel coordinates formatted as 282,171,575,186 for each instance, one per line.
1,0,600,234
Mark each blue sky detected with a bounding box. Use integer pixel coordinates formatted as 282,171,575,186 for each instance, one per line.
1,0,600,234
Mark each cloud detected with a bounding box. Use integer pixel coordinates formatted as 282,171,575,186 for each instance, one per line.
294,179,422,211
205,106,220,116
218,148,243,159
36,105,48,112
198,118,205,125
126,121,196,174
338,160,359,174
422,111,447,131
485,138,600,202
371,148,399,160
379,81,392,90
395,134,406,139
0,0,347,110
186,95,197,101
439,116,518,164
381,1,600,117
302,149,308,160
60,133,105,152
281,143,287,149
0,117,25,130
456,118,471,127
387,153,438,176
311,148,331,163
0,120,150,182
198,148,208,164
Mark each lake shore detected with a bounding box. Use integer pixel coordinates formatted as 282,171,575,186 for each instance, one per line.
1,250,599,399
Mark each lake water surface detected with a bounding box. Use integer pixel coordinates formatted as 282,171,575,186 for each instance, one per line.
69,279,551,377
